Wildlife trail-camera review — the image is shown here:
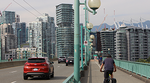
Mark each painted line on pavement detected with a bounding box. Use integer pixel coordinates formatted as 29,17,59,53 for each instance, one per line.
10,71,17,73
95,61,101,68
11,81,16,83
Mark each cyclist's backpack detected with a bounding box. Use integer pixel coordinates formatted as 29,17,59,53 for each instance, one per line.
111,78,117,83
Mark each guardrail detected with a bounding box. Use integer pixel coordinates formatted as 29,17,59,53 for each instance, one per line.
63,63,86,83
63,72,74,83
114,59,150,79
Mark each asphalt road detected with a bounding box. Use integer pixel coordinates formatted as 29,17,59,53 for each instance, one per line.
0,61,74,83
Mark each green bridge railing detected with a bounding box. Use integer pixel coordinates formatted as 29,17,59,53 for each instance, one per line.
63,63,86,83
114,59,150,79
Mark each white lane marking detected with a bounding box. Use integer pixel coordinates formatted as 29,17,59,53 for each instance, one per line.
95,61,101,68
10,71,17,73
11,81,17,83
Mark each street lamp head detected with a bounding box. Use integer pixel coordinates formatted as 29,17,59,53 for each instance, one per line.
89,39,93,43
88,0,101,10
90,43,93,46
87,23,93,30
90,35,95,40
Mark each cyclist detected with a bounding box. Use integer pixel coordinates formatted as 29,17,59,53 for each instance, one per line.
100,54,116,79
99,55,103,65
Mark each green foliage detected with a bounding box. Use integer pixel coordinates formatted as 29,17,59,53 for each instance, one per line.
136,57,150,63
146,57,150,62
136,59,146,62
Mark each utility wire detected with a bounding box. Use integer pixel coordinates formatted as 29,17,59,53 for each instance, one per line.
13,0,38,18
23,0,43,16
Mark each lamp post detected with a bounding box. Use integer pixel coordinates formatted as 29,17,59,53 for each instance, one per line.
90,34,94,60
89,39,93,59
108,48,110,54
74,0,101,82
80,25,84,70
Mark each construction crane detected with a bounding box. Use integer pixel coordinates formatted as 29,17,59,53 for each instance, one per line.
96,14,108,31
0,2,12,16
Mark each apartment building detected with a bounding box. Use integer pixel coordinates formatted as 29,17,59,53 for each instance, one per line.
56,4,74,58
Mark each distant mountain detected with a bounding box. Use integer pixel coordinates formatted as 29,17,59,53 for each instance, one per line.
91,20,150,32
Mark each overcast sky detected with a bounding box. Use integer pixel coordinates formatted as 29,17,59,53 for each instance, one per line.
1,0,150,27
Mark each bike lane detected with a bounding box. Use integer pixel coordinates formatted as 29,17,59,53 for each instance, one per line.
80,60,144,83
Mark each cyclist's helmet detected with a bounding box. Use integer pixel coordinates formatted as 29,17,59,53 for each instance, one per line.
107,54,112,57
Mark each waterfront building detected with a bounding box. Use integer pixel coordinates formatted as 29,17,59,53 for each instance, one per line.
100,28,116,58
56,3,74,58
115,24,127,60
126,26,150,61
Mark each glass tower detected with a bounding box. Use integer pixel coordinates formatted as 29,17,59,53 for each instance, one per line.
0,11,15,24
56,4,74,58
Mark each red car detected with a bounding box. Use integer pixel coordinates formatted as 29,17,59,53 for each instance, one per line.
23,57,54,80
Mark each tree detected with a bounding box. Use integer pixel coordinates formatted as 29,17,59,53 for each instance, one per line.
136,59,146,62
146,57,150,62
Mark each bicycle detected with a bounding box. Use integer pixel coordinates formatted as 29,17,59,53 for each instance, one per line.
102,70,117,83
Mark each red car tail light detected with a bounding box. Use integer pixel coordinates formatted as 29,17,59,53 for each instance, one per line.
41,63,48,66
24,63,30,66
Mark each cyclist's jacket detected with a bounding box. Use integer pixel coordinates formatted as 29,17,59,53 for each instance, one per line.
103,58,115,71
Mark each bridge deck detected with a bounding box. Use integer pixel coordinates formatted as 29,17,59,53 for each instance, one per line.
80,60,145,83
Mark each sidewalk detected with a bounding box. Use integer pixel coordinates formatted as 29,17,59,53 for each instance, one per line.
80,60,144,83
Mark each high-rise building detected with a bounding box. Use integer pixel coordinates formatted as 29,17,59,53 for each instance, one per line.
12,22,27,46
100,29,116,58
15,15,20,22
126,26,150,61
0,11,15,24
0,23,17,60
115,25,127,60
56,4,74,58
56,4,74,28
29,13,55,58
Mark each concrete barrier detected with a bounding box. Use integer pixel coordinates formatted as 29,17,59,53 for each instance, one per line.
0,60,27,69
0,58,58,69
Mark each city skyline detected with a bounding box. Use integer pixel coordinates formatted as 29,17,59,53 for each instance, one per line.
0,0,150,26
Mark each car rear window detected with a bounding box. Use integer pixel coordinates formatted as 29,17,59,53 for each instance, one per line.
68,58,74,60
28,58,45,63
60,57,65,58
